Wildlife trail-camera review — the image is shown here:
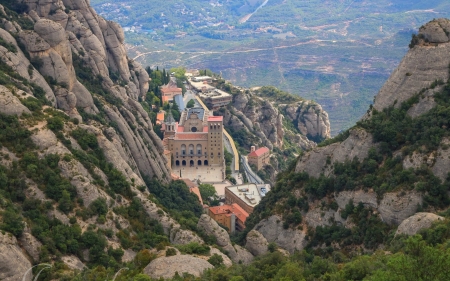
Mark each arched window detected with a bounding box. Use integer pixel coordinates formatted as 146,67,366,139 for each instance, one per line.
175,160,180,166
204,160,208,166
191,127,197,132
189,144,194,155
182,160,186,166
189,160,194,166
196,144,202,155
181,144,186,155
197,160,202,165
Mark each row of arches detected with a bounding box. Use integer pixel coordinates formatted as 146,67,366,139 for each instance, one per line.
175,160,209,166
180,144,202,155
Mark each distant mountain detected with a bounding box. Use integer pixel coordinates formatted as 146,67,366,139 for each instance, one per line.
91,0,450,134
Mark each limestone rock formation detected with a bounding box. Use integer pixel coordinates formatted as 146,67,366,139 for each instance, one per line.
0,232,33,281
143,255,214,279
280,101,330,142
304,208,346,228
220,89,330,152
252,215,306,254
372,19,450,112
0,85,31,115
396,212,444,236
61,255,86,271
19,224,42,262
295,128,374,177
245,229,268,256
197,214,230,247
197,214,254,263
335,190,422,225
419,19,450,44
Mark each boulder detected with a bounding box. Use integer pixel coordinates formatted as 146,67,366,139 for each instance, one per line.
197,214,254,263
0,232,32,281
170,228,204,245
419,19,450,44
372,32,450,112
62,255,86,271
143,255,213,279
396,212,444,236
253,215,306,254
245,230,268,256
0,85,31,116
197,214,230,247
34,19,67,47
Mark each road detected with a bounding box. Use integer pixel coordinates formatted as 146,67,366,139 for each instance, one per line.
240,155,264,185
223,133,243,185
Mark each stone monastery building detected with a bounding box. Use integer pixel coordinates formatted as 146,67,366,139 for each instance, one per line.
162,107,224,168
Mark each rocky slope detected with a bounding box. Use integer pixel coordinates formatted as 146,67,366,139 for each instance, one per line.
219,86,330,152
244,18,450,255
0,0,224,278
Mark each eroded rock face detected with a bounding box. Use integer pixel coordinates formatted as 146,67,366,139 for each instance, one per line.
143,255,213,279
0,232,32,281
20,225,42,262
295,128,374,178
221,90,330,152
372,22,450,112
197,214,230,247
335,190,422,225
197,214,254,263
245,229,268,256
252,215,306,254
0,85,31,115
402,138,450,182
419,19,450,44
396,212,444,236
280,101,330,142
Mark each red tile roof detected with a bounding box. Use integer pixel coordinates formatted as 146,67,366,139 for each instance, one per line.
175,133,208,140
207,116,223,122
248,147,270,157
209,203,249,223
161,87,182,93
156,112,165,124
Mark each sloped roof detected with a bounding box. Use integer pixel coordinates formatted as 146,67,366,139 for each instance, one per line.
248,147,270,157
209,203,249,223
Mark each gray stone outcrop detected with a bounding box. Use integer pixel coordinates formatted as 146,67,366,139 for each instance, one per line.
402,138,450,181
197,214,254,263
0,232,32,281
396,212,444,236
280,101,330,141
335,190,422,225
419,18,450,44
19,224,42,262
143,255,213,279
252,215,306,254
372,22,450,112
62,255,86,271
0,85,31,115
296,128,374,177
245,229,268,256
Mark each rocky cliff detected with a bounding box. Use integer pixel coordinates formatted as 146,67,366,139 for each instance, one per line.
245,19,450,256
0,0,207,278
219,86,330,152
